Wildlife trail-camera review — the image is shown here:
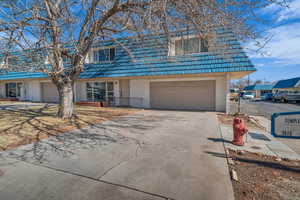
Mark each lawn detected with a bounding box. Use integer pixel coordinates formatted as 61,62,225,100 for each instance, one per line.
0,104,139,151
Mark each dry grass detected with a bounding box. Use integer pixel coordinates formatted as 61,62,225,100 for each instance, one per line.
0,101,22,105
229,149,300,200
0,104,139,151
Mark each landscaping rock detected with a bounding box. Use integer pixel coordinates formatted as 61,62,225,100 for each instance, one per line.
225,149,230,157
228,158,235,165
237,150,245,155
231,169,239,181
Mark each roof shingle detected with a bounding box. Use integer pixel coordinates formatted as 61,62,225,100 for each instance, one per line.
0,32,255,81
274,77,300,89
244,84,274,91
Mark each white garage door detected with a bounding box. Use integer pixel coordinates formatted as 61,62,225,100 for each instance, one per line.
41,83,59,103
150,80,216,111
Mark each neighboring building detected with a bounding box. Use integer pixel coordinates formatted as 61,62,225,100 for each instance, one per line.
273,77,300,93
244,84,274,98
0,31,256,112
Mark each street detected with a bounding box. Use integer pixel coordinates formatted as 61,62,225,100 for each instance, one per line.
230,100,300,119
230,99,300,158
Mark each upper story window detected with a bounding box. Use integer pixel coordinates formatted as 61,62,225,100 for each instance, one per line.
44,54,72,65
91,47,116,63
62,55,72,64
173,37,209,56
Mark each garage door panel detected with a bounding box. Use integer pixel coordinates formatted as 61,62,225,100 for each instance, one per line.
41,83,59,103
150,81,215,111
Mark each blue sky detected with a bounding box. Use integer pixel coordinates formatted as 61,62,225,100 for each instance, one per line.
246,0,300,82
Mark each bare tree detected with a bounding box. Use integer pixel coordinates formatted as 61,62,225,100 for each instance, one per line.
231,78,253,90
0,0,287,119
254,80,263,85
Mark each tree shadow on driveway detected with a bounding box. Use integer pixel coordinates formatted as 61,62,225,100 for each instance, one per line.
0,107,184,164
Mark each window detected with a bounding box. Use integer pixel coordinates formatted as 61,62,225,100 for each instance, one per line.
5,82,22,98
174,37,208,55
27,53,43,63
7,56,18,66
62,55,72,65
86,81,114,101
91,47,115,63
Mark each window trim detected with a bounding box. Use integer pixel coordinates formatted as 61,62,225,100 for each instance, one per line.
86,81,114,102
168,35,209,56
44,54,72,65
89,46,116,63
5,82,23,98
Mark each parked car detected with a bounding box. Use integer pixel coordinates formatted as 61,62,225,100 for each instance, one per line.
273,91,300,103
239,91,245,98
261,93,273,101
243,92,255,100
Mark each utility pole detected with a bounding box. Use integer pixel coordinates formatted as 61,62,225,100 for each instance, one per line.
247,75,250,86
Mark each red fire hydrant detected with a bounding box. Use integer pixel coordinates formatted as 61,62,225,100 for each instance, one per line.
232,117,248,146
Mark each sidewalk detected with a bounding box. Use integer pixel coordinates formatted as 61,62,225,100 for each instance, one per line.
220,123,300,160
250,115,300,155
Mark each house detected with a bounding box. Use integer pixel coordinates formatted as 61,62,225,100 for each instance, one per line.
0,31,255,112
243,84,274,98
273,77,300,93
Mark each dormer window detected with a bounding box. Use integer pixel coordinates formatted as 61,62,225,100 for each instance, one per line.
62,55,72,64
91,47,116,63
28,53,44,64
171,37,209,56
45,55,51,64
44,54,71,65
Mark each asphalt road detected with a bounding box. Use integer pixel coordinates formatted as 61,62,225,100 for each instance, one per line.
230,100,300,156
230,100,300,119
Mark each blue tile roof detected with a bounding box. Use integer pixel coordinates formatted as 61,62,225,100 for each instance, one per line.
0,31,256,81
273,77,300,89
244,84,274,91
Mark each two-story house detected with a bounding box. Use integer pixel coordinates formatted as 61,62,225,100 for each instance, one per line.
0,31,256,112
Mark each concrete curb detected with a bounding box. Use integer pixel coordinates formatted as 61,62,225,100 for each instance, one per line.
219,123,300,161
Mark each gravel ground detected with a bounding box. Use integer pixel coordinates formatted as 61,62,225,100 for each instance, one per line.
228,149,300,200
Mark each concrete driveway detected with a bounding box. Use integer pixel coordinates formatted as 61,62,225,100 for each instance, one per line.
0,110,234,200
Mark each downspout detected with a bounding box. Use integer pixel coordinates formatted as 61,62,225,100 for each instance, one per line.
226,73,231,114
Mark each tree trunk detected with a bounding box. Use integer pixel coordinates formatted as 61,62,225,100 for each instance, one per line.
57,82,74,119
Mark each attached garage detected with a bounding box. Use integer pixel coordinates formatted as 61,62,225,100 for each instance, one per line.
150,80,216,111
41,82,59,103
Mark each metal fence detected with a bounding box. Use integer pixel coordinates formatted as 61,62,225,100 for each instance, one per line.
76,97,144,108
111,97,144,108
